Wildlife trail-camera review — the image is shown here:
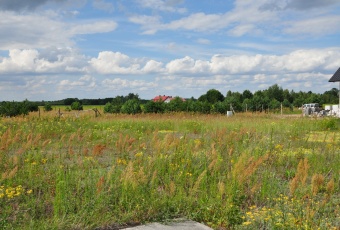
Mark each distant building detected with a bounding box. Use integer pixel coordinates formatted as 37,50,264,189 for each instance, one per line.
152,95,185,103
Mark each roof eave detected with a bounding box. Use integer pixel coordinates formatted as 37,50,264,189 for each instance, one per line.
329,67,340,82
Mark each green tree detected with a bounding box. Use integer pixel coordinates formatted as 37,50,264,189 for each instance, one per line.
71,101,83,111
143,100,165,113
265,84,284,102
121,99,141,114
125,93,140,101
197,101,211,114
322,88,339,104
103,102,114,113
64,98,78,106
184,99,201,113
24,100,39,112
0,101,29,117
198,94,207,102
283,89,293,103
242,98,253,112
282,99,293,110
252,91,264,111
206,89,224,104
242,90,253,100
110,96,124,113
269,99,281,111
225,92,242,112
165,97,185,112
44,102,53,112
212,101,228,114
292,91,306,107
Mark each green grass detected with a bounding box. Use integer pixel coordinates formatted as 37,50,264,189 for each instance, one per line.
0,112,339,229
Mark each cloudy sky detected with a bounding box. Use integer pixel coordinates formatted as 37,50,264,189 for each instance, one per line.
1,0,340,101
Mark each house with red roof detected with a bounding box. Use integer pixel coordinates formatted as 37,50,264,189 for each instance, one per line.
152,95,185,103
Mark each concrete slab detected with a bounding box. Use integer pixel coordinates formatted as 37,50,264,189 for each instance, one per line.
123,220,213,230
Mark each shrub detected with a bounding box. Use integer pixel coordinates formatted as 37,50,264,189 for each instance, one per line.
104,102,114,113
143,100,165,113
71,101,83,111
0,101,29,117
44,103,53,112
318,118,339,130
121,99,141,114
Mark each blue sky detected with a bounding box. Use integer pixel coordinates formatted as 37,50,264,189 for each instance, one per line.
1,0,340,101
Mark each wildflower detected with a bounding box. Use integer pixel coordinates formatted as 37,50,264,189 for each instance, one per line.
117,158,127,165
242,221,252,226
194,139,201,145
15,185,23,196
85,156,94,161
275,144,283,151
275,223,284,227
135,152,143,157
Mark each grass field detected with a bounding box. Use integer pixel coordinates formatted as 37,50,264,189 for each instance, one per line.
0,111,339,229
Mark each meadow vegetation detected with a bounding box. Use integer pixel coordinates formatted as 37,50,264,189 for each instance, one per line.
0,111,339,229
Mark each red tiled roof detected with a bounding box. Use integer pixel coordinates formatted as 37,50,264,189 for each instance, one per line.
152,95,185,102
153,95,171,102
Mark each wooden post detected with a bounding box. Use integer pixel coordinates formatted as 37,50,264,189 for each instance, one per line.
281,103,283,116
93,108,101,117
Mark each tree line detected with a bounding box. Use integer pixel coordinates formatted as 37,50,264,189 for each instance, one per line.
103,85,339,114
0,84,339,116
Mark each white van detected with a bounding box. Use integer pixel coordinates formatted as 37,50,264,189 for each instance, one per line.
303,103,321,115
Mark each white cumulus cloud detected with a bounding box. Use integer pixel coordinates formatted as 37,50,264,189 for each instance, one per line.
0,48,87,74
0,11,118,50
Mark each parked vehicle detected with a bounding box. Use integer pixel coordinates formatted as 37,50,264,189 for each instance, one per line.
302,103,321,116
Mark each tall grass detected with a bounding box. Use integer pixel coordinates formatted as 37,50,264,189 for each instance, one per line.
0,112,339,229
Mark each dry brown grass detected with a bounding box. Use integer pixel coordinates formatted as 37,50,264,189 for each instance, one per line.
290,158,309,196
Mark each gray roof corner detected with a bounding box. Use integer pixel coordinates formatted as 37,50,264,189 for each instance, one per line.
329,67,340,82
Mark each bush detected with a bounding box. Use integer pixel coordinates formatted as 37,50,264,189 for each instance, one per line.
0,101,30,117
104,102,114,113
165,97,185,112
143,101,165,113
121,99,141,114
26,101,39,112
318,118,339,130
71,101,83,111
44,103,53,112
103,102,122,113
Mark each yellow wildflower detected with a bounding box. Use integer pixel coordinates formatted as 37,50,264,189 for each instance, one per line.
135,152,143,157
242,221,252,226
